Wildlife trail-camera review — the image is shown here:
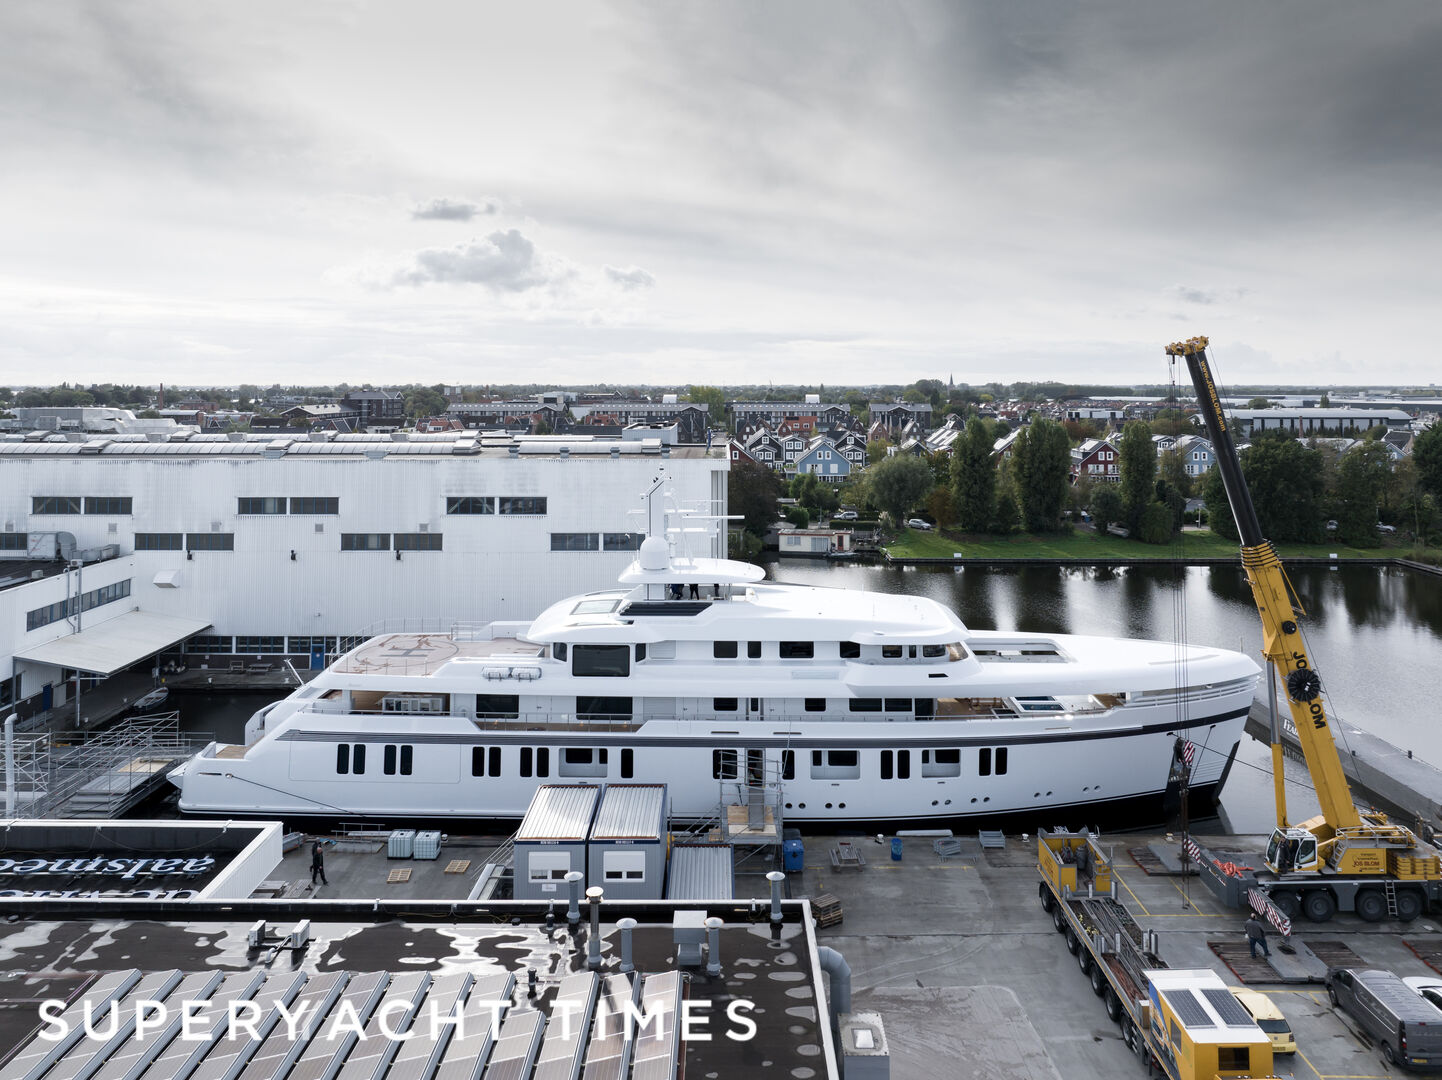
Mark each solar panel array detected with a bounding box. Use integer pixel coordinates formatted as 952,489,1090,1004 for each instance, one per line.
1199,987,1259,1028
1162,989,1216,1029
3,967,688,1080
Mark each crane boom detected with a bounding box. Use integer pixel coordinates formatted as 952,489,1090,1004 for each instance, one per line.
1164,336,1361,836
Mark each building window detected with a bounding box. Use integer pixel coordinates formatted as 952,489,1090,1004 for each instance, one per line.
712,749,739,780
499,496,547,515
287,636,337,654
135,533,183,550
185,635,233,654
395,533,442,551
84,497,132,515
187,533,235,551
0,533,27,551
32,497,81,515
234,636,285,653
237,497,286,515
26,579,132,632
340,533,389,551
603,849,646,882
573,645,630,677
779,641,814,659
446,497,494,515
289,497,338,514
713,641,738,659
551,533,599,551
475,695,520,719
603,533,643,551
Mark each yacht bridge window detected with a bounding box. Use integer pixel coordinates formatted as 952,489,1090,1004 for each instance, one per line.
573,644,630,677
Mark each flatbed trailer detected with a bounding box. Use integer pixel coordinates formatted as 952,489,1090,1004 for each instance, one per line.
1038,828,1280,1079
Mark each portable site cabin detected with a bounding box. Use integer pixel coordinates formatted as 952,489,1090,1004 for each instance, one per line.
513,785,601,900
666,843,735,900
1144,969,1275,1080
587,784,669,900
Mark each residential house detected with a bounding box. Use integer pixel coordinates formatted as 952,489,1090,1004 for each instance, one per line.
727,397,852,432
829,430,868,467
448,400,566,432
793,435,851,483
743,427,785,470
1071,438,1120,484
341,389,405,431
1172,434,1215,478
992,428,1024,461
726,439,760,467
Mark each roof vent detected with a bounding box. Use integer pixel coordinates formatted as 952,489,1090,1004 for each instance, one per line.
146,432,166,443
364,449,387,460
390,431,409,442
559,446,569,458
308,431,328,442
610,445,620,458
508,444,520,457
226,431,246,442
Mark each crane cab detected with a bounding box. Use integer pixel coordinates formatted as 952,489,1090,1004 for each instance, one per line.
1266,827,1319,874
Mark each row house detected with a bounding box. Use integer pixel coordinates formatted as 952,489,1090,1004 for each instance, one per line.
447,400,567,432
726,400,853,432
794,435,851,482
1071,438,1120,483
1173,434,1215,477
992,428,1024,461
567,401,709,444
870,401,933,433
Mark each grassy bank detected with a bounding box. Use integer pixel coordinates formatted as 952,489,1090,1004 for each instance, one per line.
884,527,1405,561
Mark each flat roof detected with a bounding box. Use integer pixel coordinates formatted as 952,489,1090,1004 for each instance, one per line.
666,844,734,900
13,611,213,675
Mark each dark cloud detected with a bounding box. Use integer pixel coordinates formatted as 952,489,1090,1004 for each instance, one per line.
411,197,498,221
390,229,564,292
604,265,656,290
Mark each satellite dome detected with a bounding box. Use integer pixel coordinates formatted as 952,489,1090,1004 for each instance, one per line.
638,536,670,572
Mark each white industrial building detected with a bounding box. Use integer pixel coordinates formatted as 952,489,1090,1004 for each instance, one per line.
0,431,725,718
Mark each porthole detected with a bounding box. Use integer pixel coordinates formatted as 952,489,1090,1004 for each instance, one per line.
824,802,833,809
970,797,977,804
1034,792,1041,798
943,799,951,805
983,796,990,803
798,802,806,809
838,802,846,809
931,800,939,807
785,802,793,810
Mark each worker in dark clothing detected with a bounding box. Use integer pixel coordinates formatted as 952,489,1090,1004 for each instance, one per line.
1244,914,1270,959
688,582,700,599
311,841,328,886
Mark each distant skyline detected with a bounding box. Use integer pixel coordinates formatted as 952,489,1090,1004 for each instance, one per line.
2,3,1440,388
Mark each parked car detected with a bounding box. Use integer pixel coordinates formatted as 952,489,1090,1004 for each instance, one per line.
1377,523,1397,534
1326,520,1338,531
906,518,932,530
1326,967,1442,1069
835,510,859,520
1405,976,1442,1012
1229,987,1296,1055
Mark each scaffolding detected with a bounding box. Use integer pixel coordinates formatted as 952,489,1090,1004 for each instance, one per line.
3,714,204,819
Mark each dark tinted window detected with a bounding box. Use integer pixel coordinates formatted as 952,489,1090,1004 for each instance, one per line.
979,748,991,776
805,698,826,712
336,744,350,774
621,748,634,778
714,698,738,712
573,644,630,677
840,642,861,658
713,641,738,658
849,699,883,713
747,641,762,658
780,641,814,659
884,698,912,712
475,695,519,719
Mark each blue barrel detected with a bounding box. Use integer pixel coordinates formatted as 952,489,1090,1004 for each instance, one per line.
891,836,903,861
782,837,805,873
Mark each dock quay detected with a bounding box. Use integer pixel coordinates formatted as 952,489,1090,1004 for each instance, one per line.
1244,697,1442,834
3,823,1437,1079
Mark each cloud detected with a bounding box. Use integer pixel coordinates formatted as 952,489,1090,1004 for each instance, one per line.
386,229,571,293
1168,285,1249,306
604,264,656,290
411,197,498,221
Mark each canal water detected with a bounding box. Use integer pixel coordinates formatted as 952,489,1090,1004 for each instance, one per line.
165,560,1441,835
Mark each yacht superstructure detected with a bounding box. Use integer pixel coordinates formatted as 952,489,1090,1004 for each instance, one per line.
172,474,1259,824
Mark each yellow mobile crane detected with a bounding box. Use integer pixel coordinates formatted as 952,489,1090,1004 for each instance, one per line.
1167,335,1441,923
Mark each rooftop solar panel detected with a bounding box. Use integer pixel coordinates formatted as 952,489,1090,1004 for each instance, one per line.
89,972,225,1080
230,973,349,1080
1200,987,1258,1028
1163,989,1216,1029
0,971,142,1080
135,972,271,1080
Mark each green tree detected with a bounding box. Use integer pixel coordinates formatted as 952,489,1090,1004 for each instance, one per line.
1012,417,1070,531
1158,449,1192,500
686,385,727,430
1415,424,1442,500
1335,441,1392,546
864,454,935,527
783,506,810,529
866,439,891,465
1205,432,1326,543
404,385,448,419
1138,502,1174,544
1319,392,1331,407
951,418,996,532
1118,421,1156,533
1090,485,1123,531
1247,396,1273,409
728,460,784,535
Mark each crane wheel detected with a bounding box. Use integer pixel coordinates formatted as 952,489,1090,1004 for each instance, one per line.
1395,889,1424,922
1354,889,1386,922
1302,889,1337,923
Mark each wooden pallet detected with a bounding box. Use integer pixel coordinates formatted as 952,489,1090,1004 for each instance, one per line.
1406,938,1442,975
387,868,412,884
444,859,471,875
812,893,843,928
829,841,866,873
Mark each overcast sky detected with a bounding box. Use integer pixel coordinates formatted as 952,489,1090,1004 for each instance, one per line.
3,1,1440,389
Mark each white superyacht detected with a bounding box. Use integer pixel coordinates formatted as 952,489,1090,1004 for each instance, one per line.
172,475,1259,824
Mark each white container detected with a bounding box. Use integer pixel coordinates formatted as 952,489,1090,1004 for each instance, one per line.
388,829,416,859
413,830,443,860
